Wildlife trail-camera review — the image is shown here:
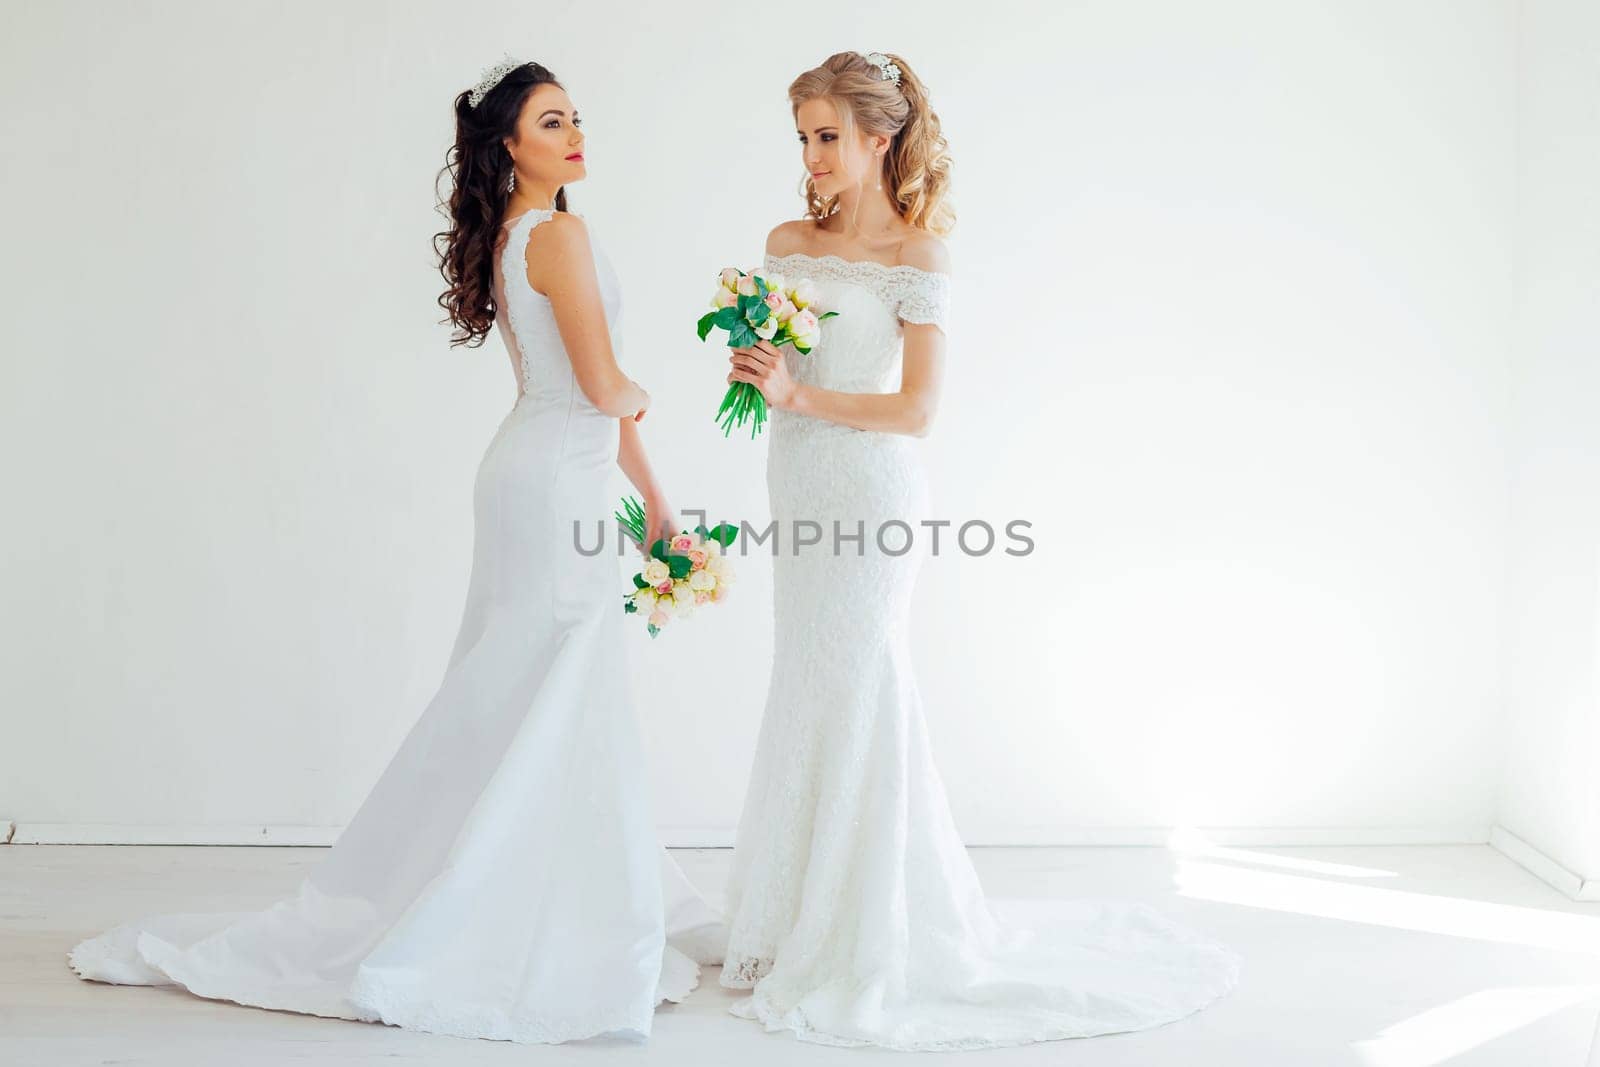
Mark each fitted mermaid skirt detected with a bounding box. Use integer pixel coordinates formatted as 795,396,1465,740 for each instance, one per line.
68,397,724,1043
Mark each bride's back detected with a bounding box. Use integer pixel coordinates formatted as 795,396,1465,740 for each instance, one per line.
491,207,624,411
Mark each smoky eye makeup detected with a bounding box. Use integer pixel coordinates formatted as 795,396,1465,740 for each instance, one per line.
538,109,581,129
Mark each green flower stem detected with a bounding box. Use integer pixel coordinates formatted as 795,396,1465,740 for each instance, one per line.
614,494,647,547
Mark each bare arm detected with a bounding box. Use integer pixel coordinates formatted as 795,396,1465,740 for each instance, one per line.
526,213,648,419
617,417,675,549
789,322,943,436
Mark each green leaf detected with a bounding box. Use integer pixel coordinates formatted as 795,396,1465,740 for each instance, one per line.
817,310,840,321
647,623,660,637
693,524,710,537
714,305,741,329
649,538,669,561
666,554,692,579
709,522,738,547
623,600,637,613
632,573,649,589
755,275,769,297
728,323,758,348
749,301,770,326
696,311,718,341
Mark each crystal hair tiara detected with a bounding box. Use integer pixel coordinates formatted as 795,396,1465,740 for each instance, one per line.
863,51,902,87
468,53,524,108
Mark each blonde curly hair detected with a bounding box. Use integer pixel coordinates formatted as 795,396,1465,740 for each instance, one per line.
788,51,954,236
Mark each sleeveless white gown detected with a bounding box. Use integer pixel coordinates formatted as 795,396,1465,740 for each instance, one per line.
66,207,726,1043
718,250,1244,1050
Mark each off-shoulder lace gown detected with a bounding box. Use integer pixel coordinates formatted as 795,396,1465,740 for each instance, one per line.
719,250,1243,1051
66,207,726,1044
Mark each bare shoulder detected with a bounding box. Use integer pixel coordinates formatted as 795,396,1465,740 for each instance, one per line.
896,231,952,276
764,218,815,259
524,211,595,281
526,209,591,259
522,211,596,294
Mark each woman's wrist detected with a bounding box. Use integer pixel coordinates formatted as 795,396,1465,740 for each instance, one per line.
643,488,671,515
783,381,811,415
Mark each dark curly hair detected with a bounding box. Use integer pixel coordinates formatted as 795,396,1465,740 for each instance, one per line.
434,62,570,349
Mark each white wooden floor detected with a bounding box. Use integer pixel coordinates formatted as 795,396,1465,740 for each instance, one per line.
4,843,1599,1066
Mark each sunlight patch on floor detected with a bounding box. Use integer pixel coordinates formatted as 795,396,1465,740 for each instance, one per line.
1167,829,1400,879
1350,985,1600,1067
1172,857,1600,954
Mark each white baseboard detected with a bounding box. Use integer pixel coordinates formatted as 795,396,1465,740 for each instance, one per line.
664,824,1495,848
7,823,345,846
1489,824,1600,902
3,821,1491,849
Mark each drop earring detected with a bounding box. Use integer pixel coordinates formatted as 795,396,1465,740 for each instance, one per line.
508,169,516,193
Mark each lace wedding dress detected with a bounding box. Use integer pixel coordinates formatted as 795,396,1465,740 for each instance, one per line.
67,207,726,1043
718,249,1243,1050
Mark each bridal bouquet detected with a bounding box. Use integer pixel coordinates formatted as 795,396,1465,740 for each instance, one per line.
615,495,739,637
697,267,839,438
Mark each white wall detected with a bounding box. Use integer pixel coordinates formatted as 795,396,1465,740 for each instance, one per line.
1496,0,1600,884
1,1,1518,844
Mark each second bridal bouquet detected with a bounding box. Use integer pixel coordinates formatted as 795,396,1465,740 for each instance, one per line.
697,267,838,438
615,495,739,638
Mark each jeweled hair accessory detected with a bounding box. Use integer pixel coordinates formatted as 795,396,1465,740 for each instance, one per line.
863,51,902,87
467,53,524,108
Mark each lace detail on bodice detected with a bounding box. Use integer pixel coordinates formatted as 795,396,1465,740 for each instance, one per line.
763,251,950,331
495,209,623,409
757,252,949,446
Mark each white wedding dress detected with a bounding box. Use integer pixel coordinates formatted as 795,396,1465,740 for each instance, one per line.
719,250,1243,1050
67,207,726,1043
